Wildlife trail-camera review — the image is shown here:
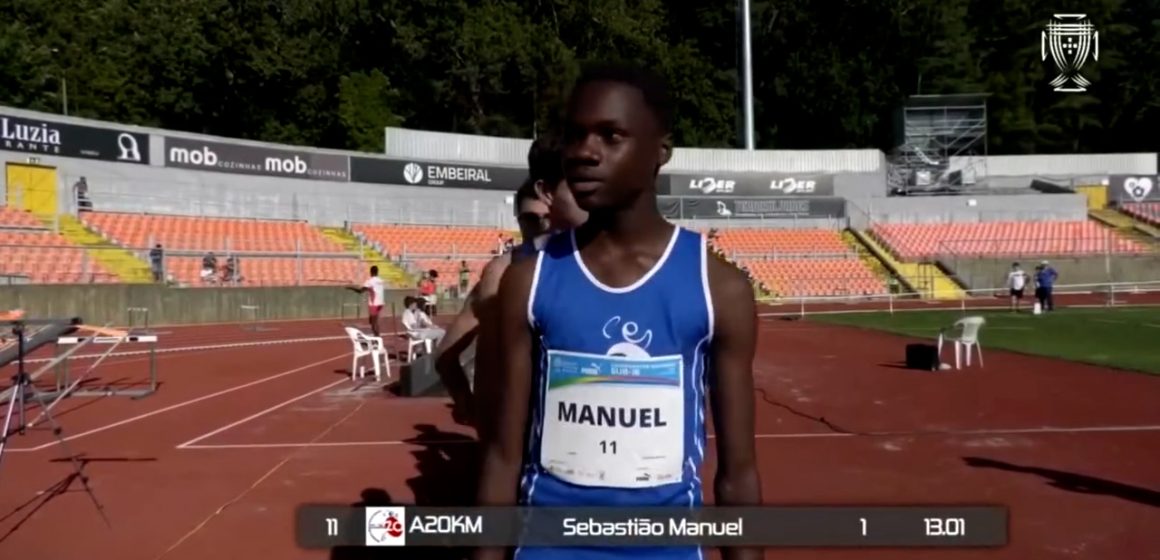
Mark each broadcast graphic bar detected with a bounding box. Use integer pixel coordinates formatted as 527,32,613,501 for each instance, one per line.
296,505,1008,548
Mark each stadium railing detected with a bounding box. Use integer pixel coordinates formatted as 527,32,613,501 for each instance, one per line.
756,280,1160,318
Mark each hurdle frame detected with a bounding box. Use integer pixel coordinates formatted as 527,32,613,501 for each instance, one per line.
51,334,160,399
126,306,150,331
239,303,274,332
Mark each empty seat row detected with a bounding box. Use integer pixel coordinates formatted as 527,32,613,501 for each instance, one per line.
1120,202,1160,227
0,206,45,229
354,224,507,256
872,221,1146,260
84,212,344,252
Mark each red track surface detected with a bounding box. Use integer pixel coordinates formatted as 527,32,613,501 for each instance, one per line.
1,304,1158,560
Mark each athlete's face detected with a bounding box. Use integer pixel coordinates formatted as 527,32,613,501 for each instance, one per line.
516,197,551,243
539,178,588,230
562,81,670,211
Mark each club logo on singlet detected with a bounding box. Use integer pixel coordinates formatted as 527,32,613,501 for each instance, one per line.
540,315,685,489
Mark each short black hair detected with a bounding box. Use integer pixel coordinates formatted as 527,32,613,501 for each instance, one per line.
514,176,539,213
370,265,378,276
527,135,565,188
570,61,674,134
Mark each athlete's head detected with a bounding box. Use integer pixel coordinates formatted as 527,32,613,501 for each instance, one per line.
562,62,674,212
514,177,551,244
369,265,379,277
404,296,419,310
528,135,587,229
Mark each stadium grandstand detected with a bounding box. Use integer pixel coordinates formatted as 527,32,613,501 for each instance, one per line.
1,103,1158,303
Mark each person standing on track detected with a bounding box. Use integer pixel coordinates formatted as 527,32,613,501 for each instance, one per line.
473,63,761,560
1007,262,1028,312
347,265,386,337
434,135,587,427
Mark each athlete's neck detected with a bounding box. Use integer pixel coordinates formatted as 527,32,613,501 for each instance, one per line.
585,190,668,246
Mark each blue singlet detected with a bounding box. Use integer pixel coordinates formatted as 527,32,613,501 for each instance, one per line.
516,226,714,560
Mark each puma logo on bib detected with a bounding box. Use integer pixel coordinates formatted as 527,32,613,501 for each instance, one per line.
539,316,685,489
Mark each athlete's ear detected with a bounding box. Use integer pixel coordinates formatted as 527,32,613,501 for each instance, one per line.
533,179,553,203
658,134,673,167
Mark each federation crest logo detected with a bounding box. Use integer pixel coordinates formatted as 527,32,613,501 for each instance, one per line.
1122,177,1154,203
1041,14,1099,93
365,506,406,546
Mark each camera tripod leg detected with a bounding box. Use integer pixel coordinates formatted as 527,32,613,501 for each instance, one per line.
0,376,25,474
20,382,110,527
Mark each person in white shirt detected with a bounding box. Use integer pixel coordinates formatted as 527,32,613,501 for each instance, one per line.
402,296,445,344
1007,262,1028,312
347,265,386,336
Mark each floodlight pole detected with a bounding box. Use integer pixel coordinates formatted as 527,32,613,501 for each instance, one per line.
740,0,756,150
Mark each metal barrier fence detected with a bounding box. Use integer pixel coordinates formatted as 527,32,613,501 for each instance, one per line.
756,280,1160,318
0,243,377,287
935,235,1156,258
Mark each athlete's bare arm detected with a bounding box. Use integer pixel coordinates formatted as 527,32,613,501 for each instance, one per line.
434,254,510,427
468,253,513,439
705,254,762,560
472,257,535,560
433,283,481,422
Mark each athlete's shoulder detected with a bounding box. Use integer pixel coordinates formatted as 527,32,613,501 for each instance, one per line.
704,241,755,305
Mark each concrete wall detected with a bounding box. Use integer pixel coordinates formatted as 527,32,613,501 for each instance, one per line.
1,150,515,228
855,193,1088,224
943,255,1160,291
0,285,415,326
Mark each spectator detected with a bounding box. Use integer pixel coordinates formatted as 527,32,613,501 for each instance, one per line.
74,177,92,212
1034,261,1058,312
417,271,437,316
1007,262,1028,312
223,255,240,283
401,296,445,345
458,260,470,298
201,252,218,284
149,244,165,283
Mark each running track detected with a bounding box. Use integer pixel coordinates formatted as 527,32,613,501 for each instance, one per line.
0,294,1158,560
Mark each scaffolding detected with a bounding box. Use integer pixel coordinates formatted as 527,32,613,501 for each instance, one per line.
890,94,990,193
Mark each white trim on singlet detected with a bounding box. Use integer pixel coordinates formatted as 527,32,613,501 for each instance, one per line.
527,249,545,327
570,225,681,294
700,233,715,341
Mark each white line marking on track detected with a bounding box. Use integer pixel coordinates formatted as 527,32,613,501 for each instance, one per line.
175,379,350,448
6,351,350,452
177,424,1160,450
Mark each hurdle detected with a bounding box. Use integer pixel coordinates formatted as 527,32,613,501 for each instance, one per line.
125,306,150,331
239,304,274,332
51,334,160,399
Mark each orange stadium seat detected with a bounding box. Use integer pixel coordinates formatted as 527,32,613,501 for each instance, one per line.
745,258,886,297
0,231,116,284
1120,202,1160,227
872,221,1146,260
352,224,506,256
80,212,359,286
0,206,46,229
410,258,490,291
83,212,343,252
704,228,884,297
164,256,360,287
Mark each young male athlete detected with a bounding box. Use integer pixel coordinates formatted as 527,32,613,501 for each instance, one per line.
435,136,587,427
473,64,761,560
346,265,385,337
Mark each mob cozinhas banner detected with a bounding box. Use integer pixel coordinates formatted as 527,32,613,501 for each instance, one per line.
163,136,349,182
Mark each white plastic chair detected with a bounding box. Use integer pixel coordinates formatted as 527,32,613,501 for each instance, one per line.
937,316,986,370
403,328,433,363
344,327,388,381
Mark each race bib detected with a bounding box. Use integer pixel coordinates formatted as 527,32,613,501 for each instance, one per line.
540,349,685,489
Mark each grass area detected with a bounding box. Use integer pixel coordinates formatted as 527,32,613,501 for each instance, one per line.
809,306,1160,375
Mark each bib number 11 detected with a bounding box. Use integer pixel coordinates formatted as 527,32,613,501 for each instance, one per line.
600,440,617,454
